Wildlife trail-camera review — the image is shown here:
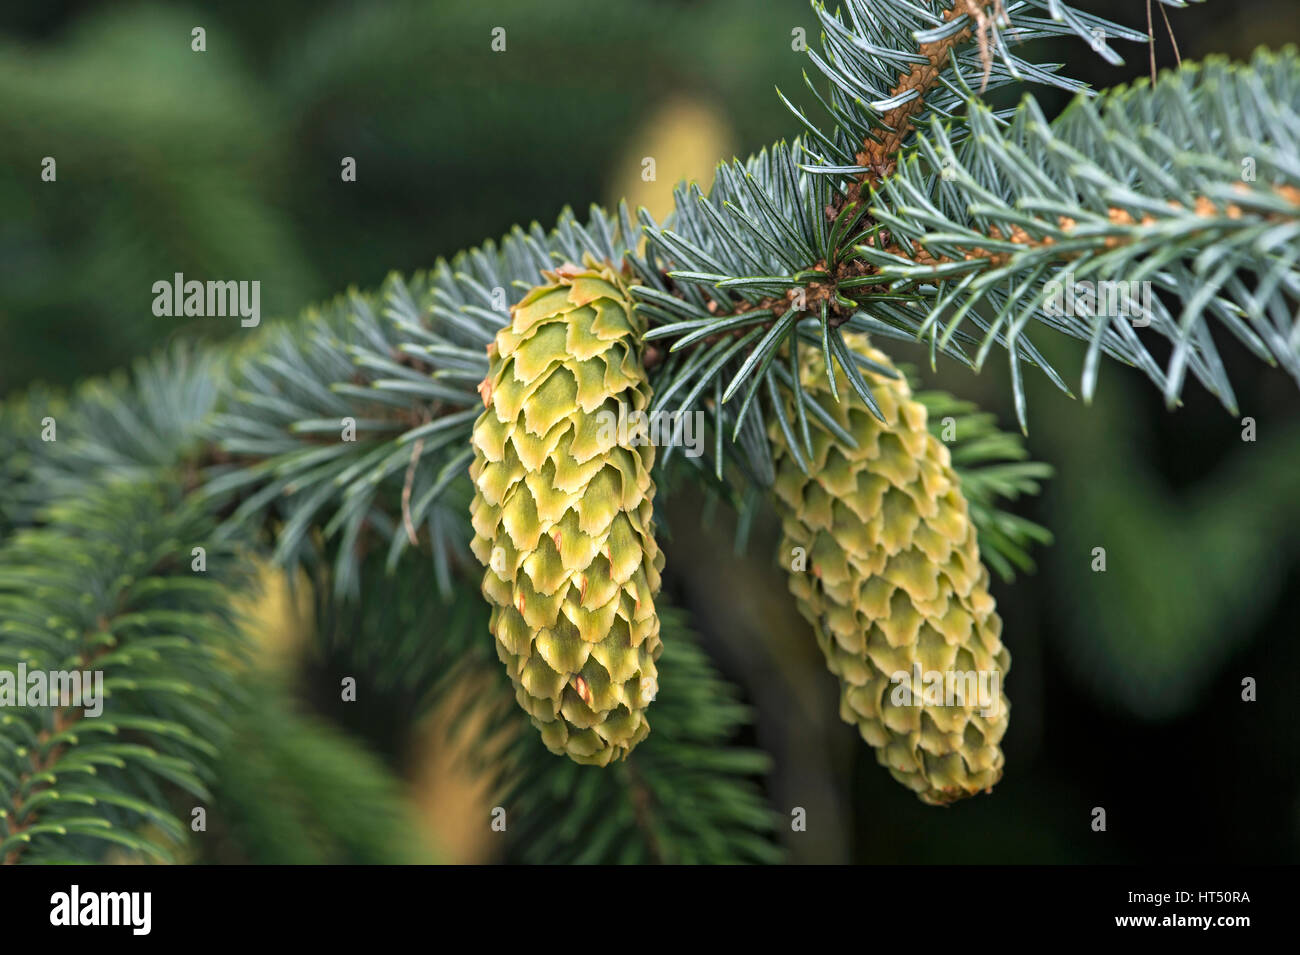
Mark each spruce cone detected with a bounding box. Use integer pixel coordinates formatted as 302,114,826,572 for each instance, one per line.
469,260,663,766
769,334,1009,804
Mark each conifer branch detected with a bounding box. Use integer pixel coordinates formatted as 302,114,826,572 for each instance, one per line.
844,0,980,205
0,482,250,864
861,48,1300,418
3,0,1294,863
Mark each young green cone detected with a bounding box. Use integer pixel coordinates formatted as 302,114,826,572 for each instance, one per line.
769,334,1009,804
469,260,664,766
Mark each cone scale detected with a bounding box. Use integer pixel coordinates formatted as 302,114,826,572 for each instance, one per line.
469,261,664,766
769,334,1010,804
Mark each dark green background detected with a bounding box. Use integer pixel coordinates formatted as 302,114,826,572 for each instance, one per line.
2,0,1298,863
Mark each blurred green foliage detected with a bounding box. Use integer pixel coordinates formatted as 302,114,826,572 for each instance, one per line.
0,5,317,386
204,689,435,864
0,0,816,389
1041,373,1300,719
